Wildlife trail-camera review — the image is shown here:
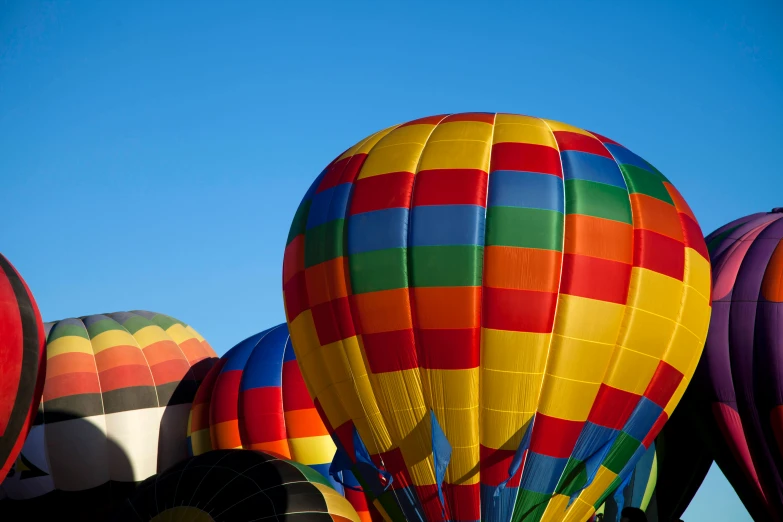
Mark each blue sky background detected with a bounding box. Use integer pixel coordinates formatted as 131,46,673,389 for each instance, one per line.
1,1,781,519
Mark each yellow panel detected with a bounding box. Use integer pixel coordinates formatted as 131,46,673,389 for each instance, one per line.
553,295,626,343
541,494,570,522
288,434,337,465
289,311,321,359
183,325,206,343
562,499,596,522
662,324,703,375
338,125,398,161
481,329,550,373
164,323,196,345
430,406,478,450
90,329,139,353
131,325,170,349
313,483,361,522
684,248,711,300
480,408,534,450
604,347,660,394
618,307,675,359
541,119,594,137
189,429,212,456
446,444,480,485
420,368,477,410
578,465,619,505
46,336,93,359
428,121,493,142
418,140,491,171
377,123,437,147
628,268,684,321
408,452,437,486
493,123,558,147
357,142,427,179
538,376,600,420
678,286,712,341
495,113,546,127
373,369,425,436
481,370,542,415
312,385,352,433
546,335,615,382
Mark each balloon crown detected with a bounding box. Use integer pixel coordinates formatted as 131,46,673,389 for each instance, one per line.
771,207,783,213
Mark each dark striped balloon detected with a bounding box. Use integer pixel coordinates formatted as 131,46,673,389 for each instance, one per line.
0,254,45,481
694,209,783,521
111,449,363,522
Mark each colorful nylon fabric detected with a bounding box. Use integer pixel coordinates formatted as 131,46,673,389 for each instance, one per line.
282,113,713,522
186,323,378,522
0,310,217,521
0,254,46,481
693,209,783,521
111,450,362,522
593,442,657,522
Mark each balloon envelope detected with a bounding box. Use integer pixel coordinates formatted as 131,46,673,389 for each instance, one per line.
694,209,783,521
187,323,379,521
0,310,217,521
111,449,363,522
0,254,45,481
283,113,713,521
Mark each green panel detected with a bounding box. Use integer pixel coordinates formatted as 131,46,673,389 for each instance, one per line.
512,490,551,522
287,199,312,246
349,248,408,294
120,315,153,334
594,474,623,508
619,164,674,204
85,317,125,338
485,207,564,250
706,224,742,256
565,179,632,224
304,219,345,268
555,458,587,497
603,432,641,474
287,460,333,488
47,322,89,342
149,313,183,331
410,245,483,287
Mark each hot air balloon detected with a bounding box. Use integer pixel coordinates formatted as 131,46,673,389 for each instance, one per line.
0,310,217,521
593,442,656,522
282,113,713,521
689,208,783,521
0,254,45,481
111,449,363,522
187,323,380,522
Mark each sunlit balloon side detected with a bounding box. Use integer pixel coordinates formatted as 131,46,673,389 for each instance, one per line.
186,323,380,522
0,310,217,521
0,254,46,482
282,113,713,521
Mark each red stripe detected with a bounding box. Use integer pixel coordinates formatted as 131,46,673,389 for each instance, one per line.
283,235,304,284
553,131,613,158
587,384,640,429
311,296,356,346
560,254,632,304
210,370,241,424
643,361,683,408
149,358,191,385
588,131,623,147
377,447,413,490
490,142,562,176
240,387,286,443
0,269,23,434
680,213,710,261
283,271,309,322
634,229,685,280
483,288,557,333
281,359,315,411
43,372,101,401
362,329,417,373
412,169,488,207
317,154,367,193
641,412,668,448
400,115,449,127
97,364,155,392
480,445,522,487
529,413,583,458
348,171,414,215
416,328,480,369
192,358,225,406
441,112,495,124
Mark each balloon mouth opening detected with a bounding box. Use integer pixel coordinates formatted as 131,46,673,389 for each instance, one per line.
772,207,783,213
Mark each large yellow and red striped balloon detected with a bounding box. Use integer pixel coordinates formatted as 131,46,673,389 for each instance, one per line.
282,113,713,522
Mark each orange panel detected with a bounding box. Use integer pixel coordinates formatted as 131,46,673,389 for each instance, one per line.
762,239,783,302
630,194,684,241
306,257,351,306
45,352,96,379
284,408,331,438
351,288,412,334
412,286,481,328
564,214,633,263
248,439,292,459
210,419,242,449
483,246,562,291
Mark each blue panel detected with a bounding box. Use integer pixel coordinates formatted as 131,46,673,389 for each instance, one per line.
604,143,656,173
481,483,517,522
630,443,656,507
221,331,266,373
623,397,663,442
347,208,409,255
519,452,568,494
571,422,618,461
396,486,427,522
239,324,289,391
306,183,352,230
410,205,485,247
487,170,564,212
560,150,627,189
283,334,297,362
311,463,343,494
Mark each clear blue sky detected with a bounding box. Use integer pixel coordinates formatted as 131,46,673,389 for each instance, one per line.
1,1,780,520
